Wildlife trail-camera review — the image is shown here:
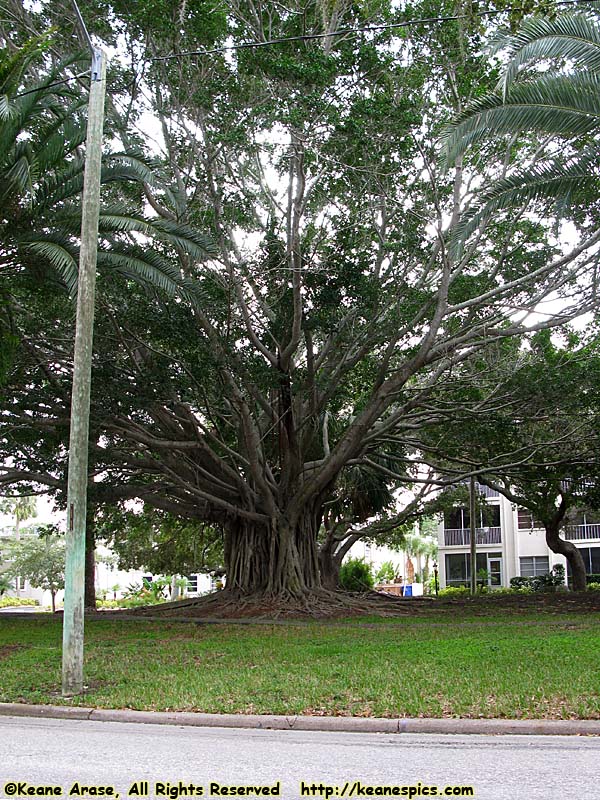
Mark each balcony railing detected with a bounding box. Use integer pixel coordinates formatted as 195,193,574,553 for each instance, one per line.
563,523,600,541
444,527,502,546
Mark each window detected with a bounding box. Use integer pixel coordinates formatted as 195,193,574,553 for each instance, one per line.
517,508,542,530
520,556,550,577
446,554,468,585
187,574,198,594
444,506,500,529
481,505,501,528
445,553,488,586
445,507,466,530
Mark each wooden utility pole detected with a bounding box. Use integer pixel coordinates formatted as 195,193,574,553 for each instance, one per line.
469,476,477,596
62,43,106,697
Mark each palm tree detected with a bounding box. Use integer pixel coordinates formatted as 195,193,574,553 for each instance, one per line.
442,11,600,246
0,495,37,596
0,495,37,539
1,40,215,299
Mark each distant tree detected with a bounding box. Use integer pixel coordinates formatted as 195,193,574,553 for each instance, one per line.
6,525,65,611
419,331,600,590
374,560,397,584
0,495,37,539
417,521,439,583
403,531,437,582
96,505,224,578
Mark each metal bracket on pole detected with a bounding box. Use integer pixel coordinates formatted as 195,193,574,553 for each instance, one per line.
91,48,103,82
71,0,102,81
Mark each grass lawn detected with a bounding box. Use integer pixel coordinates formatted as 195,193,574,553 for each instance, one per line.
1,609,600,719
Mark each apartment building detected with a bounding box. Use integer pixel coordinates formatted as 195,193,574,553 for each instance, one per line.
437,485,600,588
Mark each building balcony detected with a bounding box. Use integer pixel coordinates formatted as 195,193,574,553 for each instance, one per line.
563,523,600,542
443,527,502,547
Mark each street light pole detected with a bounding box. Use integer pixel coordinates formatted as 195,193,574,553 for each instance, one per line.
62,25,106,695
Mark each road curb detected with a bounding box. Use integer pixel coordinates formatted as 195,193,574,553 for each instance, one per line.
1,703,599,735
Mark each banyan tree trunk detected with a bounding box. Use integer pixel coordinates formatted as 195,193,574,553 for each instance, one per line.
224,511,321,599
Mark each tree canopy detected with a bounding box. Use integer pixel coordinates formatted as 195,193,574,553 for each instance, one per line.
417,328,600,589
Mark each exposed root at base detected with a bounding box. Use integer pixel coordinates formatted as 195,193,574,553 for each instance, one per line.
127,588,429,619
111,588,600,620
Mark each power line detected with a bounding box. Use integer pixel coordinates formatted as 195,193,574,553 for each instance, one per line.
15,72,89,97
13,0,599,97
150,0,599,62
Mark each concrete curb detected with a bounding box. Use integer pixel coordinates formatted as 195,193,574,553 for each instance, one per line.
1,703,599,736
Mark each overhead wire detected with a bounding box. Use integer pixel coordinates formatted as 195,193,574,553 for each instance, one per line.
15,72,90,97
12,0,600,96
150,0,600,62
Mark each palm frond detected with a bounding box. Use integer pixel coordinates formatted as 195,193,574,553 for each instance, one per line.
0,94,15,122
20,239,79,295
32,159,85,211
97,248,204,305
448,152,600,259
96,212,217,260
1,153,36,205
0,31,55,96
97,250,184,296
442,74,600,165
104,152,161,186
149,218,219,259
497,13,600,91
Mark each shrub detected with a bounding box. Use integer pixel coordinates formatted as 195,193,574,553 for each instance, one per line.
340,558,375,592
438,585,470,599
0,596,38,608
96,596,166,610
510,565,566,593
374,560,396,584
587,582,600,592
96,599,121,609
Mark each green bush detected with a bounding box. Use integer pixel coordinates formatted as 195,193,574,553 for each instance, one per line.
438,586,470,599
340,558,375,592
510,565,565,593
374,560,396,584
122,580,168,605
587,582,600,592
98,595,166,609
0,596,38,607
96,599,122,609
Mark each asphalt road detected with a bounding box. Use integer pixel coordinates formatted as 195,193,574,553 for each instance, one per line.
0,716,597,800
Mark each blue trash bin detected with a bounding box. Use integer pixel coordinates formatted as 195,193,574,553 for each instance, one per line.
403,585,413,597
